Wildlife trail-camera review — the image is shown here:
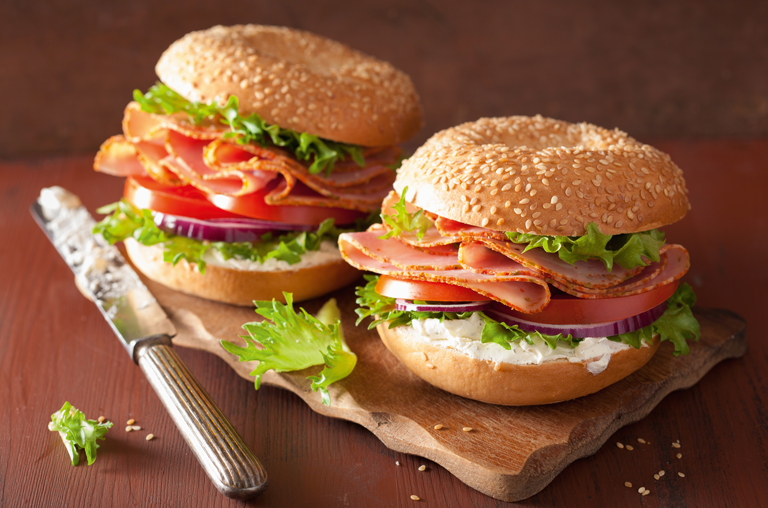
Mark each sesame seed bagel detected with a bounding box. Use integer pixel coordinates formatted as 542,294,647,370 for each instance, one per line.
394,116,690,236
156,25,423,147
125,238,361,306
377,323,661,406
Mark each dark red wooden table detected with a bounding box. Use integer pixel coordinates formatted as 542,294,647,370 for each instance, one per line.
1,140,766,506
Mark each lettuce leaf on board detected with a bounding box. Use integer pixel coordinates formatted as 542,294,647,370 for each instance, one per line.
220,294,356,406
355,275,700,355
505,222,666,272
93,199,373,274
48,402,113,466
133,83,364,176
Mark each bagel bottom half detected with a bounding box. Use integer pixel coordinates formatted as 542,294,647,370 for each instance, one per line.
125,238,362,306
377,322,661,406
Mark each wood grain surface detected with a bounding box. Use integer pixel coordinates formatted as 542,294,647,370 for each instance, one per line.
152,273,746,502
0,141,766,507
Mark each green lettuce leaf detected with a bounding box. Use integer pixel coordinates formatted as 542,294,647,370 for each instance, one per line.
378,186,434,242
93,199,369,274
134,83,364,176
609,283,700,355
48,402,112,466
220,294,356,406
505,222,666,271
356,275,701,355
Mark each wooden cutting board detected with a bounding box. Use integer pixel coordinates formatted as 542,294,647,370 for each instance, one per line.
144,278,746,502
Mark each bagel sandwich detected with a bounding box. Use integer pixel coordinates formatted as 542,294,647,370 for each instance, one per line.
340,116,700,405
92,25,423,305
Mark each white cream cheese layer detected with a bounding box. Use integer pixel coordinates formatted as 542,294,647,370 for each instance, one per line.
203,240,342,272
407,313,644,375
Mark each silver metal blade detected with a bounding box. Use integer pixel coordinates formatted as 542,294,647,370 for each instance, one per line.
31,190,176,361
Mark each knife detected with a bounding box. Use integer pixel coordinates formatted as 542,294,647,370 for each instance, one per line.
31,187,268,500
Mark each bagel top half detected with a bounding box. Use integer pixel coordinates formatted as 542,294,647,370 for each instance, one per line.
394,116,691,236
156,24,423,147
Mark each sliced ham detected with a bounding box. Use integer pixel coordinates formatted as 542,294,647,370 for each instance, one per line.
435,216,507,241
341,229,461,270
93,136,144,177
339,232,551,313
122,102,226,142
95,103,399,213
458,242,541,277
477,238,644,289
548,245,690,299
163,131,278,196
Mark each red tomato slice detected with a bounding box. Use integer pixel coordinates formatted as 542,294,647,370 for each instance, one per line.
124,176,242,219
499,281,679,325
207,180,366,226
375,274,678,325
375,275,492,302
125,175,365,226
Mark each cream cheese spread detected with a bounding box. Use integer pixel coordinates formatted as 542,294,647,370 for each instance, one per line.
407,313,645,375
202,239,342,271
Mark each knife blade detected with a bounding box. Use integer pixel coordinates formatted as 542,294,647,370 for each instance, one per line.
31,187,268,500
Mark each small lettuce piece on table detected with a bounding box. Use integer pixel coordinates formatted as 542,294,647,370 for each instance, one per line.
133,83,364,176
48,402,112,466
221,294,356,407
378,186,434,242
506,222,666,272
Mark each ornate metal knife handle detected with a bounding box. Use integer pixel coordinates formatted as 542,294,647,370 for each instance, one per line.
136,341,268,499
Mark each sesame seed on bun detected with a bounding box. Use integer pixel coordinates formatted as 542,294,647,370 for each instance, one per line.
394,116,690,236
156,25,423,147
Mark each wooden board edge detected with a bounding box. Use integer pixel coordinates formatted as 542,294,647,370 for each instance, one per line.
482,308,748,501
171,307,747,502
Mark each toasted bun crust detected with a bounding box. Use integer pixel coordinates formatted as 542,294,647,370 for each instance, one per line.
394,116,690,236
156,25,423,147
377,323,660,405
125,239,361,305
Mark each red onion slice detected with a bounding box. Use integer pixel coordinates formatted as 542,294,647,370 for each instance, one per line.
394,299,492,313
486,302,667,338
152,212,314,243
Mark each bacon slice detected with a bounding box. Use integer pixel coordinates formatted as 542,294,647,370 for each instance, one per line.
339,232,551,313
